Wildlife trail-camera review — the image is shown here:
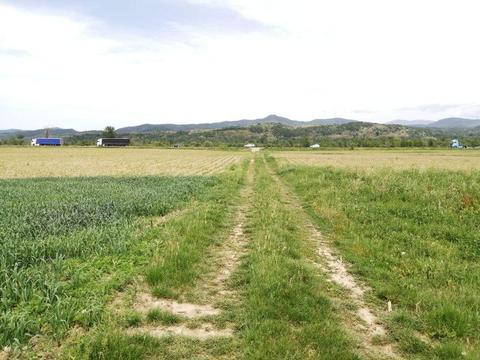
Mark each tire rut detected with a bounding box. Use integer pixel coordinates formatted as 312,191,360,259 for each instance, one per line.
127,159,255,340
266,162,402,360
191,159,254,303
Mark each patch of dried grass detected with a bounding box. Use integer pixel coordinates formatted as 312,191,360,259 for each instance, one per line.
274,150,480,171
0,148,246,178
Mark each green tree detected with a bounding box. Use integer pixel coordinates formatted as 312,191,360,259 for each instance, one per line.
301,136,311,147
102,126,117,138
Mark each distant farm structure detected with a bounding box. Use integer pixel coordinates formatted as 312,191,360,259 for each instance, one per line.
96,138,130,147
31,138,63,146
451,139,463,149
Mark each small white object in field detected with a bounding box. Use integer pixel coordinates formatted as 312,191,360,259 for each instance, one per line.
401,251,406,256
415,302,421,313
387,300,392,312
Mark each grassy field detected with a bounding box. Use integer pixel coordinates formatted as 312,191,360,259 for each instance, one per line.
275,149,480,171
274,151,480,359
1,147,479,359
0,147,245,178
234,157,359,359
0,175,220,349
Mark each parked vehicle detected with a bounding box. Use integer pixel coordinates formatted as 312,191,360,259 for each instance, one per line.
31,138,62,146
96,138,130,147
451,139,464,149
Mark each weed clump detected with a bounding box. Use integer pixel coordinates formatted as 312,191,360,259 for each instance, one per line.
146,309,180,325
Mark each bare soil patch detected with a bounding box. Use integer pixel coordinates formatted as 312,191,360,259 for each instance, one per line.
127,323,233,340
0,349,11,360
134,292,220,318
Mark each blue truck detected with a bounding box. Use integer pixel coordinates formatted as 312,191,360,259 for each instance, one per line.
31,138,63,146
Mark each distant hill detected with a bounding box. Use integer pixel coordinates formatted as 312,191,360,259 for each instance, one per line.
427,118,480,128
0,129,22,134
3,115,480,142
386,118,480,128
116,115,359,134
386,120,434,126
99,121,480,148
116,115,293,133
0,127,83,139
309,118,358,126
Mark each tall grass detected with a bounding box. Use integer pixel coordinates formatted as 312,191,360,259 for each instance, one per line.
65,163,248,359
234,157,359,359
279,164,480,359
145,161,248,298
0,176,216,347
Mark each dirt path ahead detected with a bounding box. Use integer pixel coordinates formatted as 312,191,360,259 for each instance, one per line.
266,161,402,360
85,157,405,359
127,159,255,341
191,158,254,304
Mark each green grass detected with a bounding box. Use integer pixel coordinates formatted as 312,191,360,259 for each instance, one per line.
70,330,236,360
233,157,359,359
64,162,248,359
146,309,181,325
278,163,480,359
8,151,479,359
68,157,362,359
0,176,216,268
124,312,142,327
145,160,248,298
0,176,218,348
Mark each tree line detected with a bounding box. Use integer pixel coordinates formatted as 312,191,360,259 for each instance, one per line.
2,123,480,148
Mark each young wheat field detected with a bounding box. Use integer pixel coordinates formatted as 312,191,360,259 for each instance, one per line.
0,147,479,359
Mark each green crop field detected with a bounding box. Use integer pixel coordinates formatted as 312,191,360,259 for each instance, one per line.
276,161,480,359
0,176,219,347
1,148,479,359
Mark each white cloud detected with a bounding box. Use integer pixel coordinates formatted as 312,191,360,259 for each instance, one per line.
1,0,480,130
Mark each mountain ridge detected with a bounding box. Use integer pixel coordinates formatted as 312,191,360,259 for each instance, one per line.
427,117,480,128
2,115,480,139
115,115,359,133
386,120,434,126
387,118,480,128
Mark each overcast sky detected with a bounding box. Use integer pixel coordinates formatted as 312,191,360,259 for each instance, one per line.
1,0,480,130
